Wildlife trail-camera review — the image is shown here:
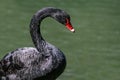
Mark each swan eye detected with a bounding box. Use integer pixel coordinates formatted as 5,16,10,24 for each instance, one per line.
54,15,66,24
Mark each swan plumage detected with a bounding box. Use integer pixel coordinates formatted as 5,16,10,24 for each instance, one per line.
0,7,74,80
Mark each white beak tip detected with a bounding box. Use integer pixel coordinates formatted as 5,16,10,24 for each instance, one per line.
71,29,75,33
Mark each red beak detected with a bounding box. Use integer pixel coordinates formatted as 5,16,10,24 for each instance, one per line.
65,18,75,33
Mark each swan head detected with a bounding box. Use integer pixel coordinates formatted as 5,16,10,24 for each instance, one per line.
51,8,75,32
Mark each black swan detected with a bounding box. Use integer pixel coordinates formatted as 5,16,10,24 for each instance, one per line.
0,7,75,80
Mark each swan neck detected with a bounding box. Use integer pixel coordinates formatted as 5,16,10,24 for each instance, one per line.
30,10,51,52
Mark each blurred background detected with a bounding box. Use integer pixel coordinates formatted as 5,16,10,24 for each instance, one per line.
0,0,120,80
